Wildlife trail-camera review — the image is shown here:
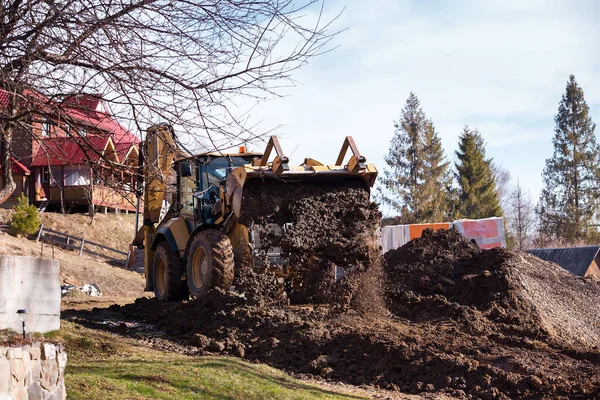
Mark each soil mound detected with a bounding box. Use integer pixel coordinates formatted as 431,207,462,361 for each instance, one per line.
385,228,600,349
79,225,600,398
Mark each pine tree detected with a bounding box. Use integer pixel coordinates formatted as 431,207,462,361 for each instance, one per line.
454,126,502,219
537,75,600,242
380,93,451,223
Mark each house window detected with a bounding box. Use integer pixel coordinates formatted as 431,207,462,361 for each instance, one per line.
41,167,50,183
41,120,51,137
64,165,91,186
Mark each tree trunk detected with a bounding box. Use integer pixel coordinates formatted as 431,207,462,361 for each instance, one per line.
0,123,16,204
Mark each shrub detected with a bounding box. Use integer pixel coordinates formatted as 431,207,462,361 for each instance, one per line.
10,194,40,236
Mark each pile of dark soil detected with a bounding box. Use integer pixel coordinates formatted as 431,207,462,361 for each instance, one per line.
80,224,600,398
385,228,600,349
237,179,382,308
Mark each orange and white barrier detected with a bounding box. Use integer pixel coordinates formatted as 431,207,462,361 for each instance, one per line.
453,217,505,249
381,217,505,253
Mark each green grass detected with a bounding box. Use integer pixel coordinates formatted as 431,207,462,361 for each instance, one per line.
61,321,364,400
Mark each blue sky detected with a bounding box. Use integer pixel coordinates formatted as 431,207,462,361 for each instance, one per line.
240,0,600,213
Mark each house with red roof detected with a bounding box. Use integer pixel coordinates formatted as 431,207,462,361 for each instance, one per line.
2,92,139,211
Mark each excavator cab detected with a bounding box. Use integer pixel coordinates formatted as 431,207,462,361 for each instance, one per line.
184,154,258,225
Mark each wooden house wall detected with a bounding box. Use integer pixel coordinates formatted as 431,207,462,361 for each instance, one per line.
586,257,600,279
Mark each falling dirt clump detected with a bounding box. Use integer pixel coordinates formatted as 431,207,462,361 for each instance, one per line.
80,221,600,399
238,179,382,307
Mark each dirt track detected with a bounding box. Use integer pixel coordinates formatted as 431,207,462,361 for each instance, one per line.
71,191,600,399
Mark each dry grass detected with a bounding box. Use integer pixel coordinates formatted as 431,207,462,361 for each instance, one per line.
0,209,138,252
0,217,145,300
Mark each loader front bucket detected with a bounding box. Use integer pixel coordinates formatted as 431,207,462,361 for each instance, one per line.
225,135,379,304
226,136,378,219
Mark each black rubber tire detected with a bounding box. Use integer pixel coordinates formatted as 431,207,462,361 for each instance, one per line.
153,242,189,301
186,229,235,298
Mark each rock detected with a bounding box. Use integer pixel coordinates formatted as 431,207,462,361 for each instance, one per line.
309,355,328,373
6,348,23,360
187,334,210,348
231,344,245,358
0,359,10,392
27,382,43,400
29,347,41,361
207,341,225,353
57,352,67,369
40,360,58,390
13,388,26,400
10,359,26,386
41,344,56,361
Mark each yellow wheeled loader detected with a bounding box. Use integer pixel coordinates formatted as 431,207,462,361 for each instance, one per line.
132,123,378,300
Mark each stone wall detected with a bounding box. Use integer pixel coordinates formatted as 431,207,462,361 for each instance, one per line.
0,342,66,400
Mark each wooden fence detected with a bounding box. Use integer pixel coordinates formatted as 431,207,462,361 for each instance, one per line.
36,224,129,266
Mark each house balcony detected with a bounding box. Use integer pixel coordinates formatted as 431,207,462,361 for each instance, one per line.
47,185,137,212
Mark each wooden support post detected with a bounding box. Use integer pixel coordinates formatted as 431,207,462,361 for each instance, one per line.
103,207,108,214
79,237,85,256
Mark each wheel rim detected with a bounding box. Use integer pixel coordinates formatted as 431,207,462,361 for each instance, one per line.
156,258,167,297
192,246,209,290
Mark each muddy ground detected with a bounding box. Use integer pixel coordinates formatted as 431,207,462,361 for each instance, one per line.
67,186,600,399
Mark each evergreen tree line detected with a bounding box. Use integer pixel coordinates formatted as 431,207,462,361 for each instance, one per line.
380,75,599,249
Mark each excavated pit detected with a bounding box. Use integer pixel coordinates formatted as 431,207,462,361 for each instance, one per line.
79,204,600,398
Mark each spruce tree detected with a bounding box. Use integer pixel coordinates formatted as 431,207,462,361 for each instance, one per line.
380,93,451,223
455,126,502,219
422,121,453,222
537,75,600,242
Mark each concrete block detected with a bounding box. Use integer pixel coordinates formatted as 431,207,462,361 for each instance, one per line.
41,344,56,361
0,256,60,333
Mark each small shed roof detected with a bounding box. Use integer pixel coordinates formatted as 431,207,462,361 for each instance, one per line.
526,246,600,276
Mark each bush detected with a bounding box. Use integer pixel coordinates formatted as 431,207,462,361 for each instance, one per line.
10,194,40,236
